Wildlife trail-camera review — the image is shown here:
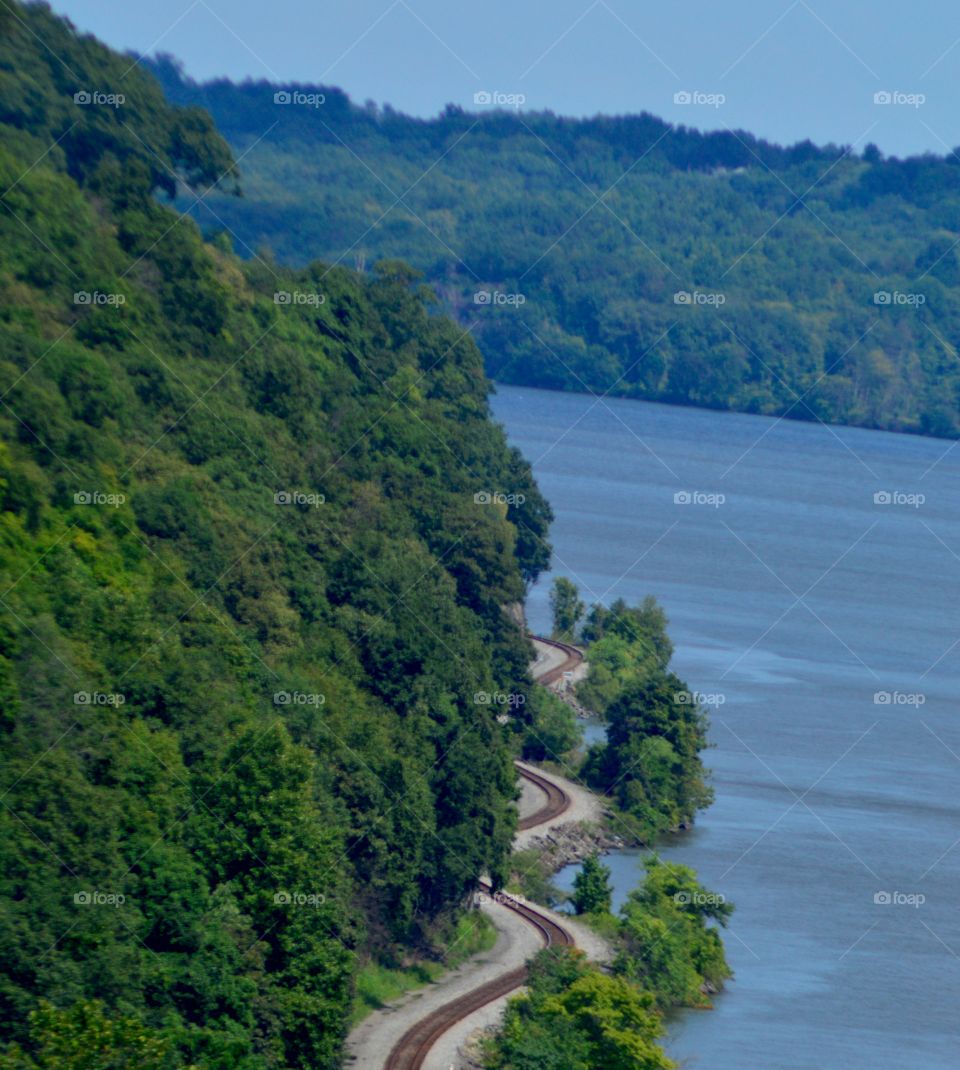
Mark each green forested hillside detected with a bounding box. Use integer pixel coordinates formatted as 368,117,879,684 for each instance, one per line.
147,57,960,438
0,5,552,1066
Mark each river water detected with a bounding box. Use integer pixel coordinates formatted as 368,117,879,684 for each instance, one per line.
492,384,960,1070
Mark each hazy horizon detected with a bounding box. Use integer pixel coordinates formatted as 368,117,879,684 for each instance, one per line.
50,0,960,157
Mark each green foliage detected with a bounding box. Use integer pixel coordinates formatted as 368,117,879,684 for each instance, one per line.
147,60,960,439
517,684,581,763
614,858,732,1010
2,6,234,201
0,1000,183,1070
577,597,672,716
583,672,714,839
0,5,552,1066
483,948,674,1070
571,853,613,916
505,849,564,908
549,576,584,641
580,597,673,663
351,911,496,1025
577,598,711,840
486,862,731,1067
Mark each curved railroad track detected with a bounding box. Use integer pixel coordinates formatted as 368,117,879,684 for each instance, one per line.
529,633,584,688
383,880,573,1070
516,763,570,830
380,639,583,1070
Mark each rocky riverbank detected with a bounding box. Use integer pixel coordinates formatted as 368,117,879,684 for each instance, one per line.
522,818,628,872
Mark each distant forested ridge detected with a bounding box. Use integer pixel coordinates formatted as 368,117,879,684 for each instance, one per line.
145,56,960,438
0,5,552,1067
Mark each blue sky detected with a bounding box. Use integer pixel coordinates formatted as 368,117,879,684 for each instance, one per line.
52,0,960,156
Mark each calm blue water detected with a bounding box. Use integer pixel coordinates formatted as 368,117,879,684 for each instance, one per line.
493,384,960,1070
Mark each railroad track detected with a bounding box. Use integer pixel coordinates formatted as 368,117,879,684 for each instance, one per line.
529,633,583,688
380,642,580,1070
516,762,570,830
383,881,573,1070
